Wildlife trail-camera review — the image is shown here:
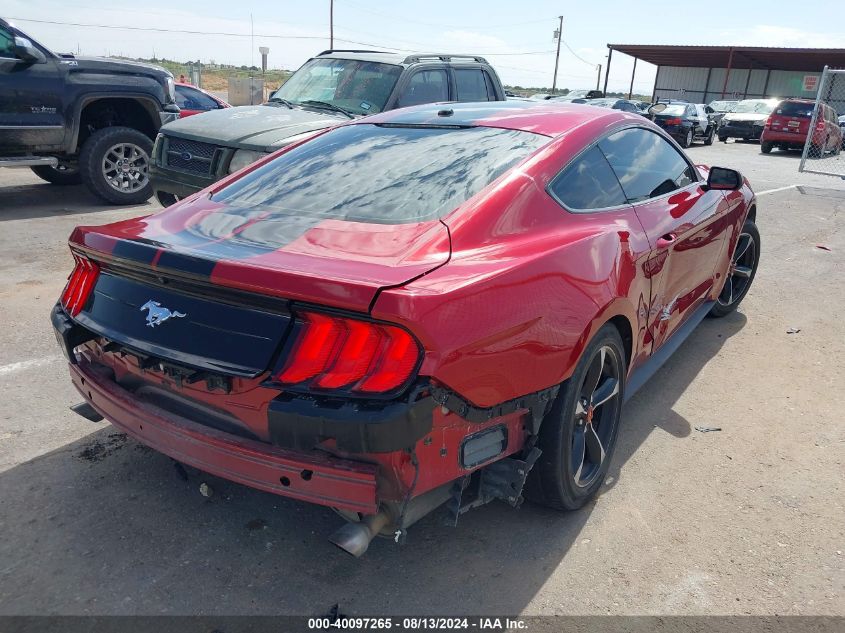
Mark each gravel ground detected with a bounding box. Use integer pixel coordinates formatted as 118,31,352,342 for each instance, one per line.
0,141,842,616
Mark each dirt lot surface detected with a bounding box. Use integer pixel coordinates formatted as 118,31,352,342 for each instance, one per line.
0,141,842,616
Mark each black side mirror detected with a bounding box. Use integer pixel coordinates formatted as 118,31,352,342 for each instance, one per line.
704,166,742,191
14,37,46,64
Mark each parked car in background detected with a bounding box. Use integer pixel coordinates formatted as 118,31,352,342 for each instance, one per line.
0,17,179,204
761,99,841,155
708,99,738,125
53,100,759,556
652,103,716,147
718,98,779,142
175,82,230,118
583,98,643,114
151,50,506,206
840,115,845,148
551,88,604,101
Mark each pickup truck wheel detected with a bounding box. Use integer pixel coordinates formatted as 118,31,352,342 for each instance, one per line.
709,219,760,318
30,163,82,186
525,324,625,511
79,126,153,205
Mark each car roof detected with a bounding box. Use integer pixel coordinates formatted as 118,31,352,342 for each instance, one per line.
359,100,637,137
314,50,490,66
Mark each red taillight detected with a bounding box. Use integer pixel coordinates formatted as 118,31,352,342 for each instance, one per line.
664,117,682,125
765,116,773,129
60,254,100,317
275,312,421,394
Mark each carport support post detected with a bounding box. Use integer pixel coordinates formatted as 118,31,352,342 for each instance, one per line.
721,47,734,98
603,46,613,97
743,64,753,99
628,57,637,99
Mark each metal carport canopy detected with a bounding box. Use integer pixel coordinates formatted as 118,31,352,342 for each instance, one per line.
606,44,845,71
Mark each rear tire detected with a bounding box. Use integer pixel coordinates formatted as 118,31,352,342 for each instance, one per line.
681,128,693,148
79,126,153,205
525,324,625,510
719,135,727,143
761,142,773,154
704,127,715,146
30,163,82,185
709,219,760,318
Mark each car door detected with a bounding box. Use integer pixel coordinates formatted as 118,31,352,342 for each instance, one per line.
0,24,66,150
598,127,728,352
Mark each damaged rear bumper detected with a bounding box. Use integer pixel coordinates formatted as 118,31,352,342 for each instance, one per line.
68,359,380,515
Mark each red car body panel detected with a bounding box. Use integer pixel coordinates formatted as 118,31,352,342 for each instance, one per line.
54,101,756,530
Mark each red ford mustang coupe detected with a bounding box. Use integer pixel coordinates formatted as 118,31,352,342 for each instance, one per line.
52,101,759,556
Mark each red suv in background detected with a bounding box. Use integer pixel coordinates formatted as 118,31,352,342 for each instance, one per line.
761,99,842,155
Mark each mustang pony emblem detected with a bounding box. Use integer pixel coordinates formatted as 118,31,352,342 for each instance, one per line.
140,300,187,327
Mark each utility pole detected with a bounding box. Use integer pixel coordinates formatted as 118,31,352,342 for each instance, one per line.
596,64,601,90
330,0,334,49
551,15,563,94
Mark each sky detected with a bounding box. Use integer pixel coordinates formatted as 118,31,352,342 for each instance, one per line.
5,0,845,93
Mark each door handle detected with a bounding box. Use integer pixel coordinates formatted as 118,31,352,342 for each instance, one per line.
656,233,677,248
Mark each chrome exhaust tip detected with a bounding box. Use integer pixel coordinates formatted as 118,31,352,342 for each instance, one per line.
328,510,391,558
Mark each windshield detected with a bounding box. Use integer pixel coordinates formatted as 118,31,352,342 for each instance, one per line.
709,100,736,112
272,58,403,115
213,124,549,224
732,100,776,114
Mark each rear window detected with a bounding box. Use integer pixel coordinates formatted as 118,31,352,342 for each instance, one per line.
775,101,814,118
660,104,687,116
214,124,549,224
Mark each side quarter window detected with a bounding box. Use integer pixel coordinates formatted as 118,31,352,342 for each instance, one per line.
548,145,627,211
397,69,449,107
599,127,698,203
454,68,489,102
0,26,18,59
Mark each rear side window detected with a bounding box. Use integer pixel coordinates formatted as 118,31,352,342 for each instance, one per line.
175,86,219,111
214,124,549,224
549,146,627,211
455,69,490,101
398,70,449,107
599,127,697,203
775,101,814,118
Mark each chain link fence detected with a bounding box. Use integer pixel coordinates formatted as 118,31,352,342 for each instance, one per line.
798,66,845,178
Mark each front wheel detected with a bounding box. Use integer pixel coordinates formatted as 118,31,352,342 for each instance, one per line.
719,135,728,143
30,163,82,185
526,324,625,510
709,219,761,318
79,126,153,205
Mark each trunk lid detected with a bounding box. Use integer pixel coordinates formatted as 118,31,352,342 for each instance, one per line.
69,195,450,378
70,194,452,314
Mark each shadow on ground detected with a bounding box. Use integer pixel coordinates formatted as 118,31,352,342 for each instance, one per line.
0,314,746,615
0,182,156,222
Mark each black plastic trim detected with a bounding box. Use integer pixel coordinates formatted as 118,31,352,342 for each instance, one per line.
430,383,560,433
267,382,435,453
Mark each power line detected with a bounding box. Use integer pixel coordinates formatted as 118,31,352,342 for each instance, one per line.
10,17,557,56
561,38,596,67
335,0,554,31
